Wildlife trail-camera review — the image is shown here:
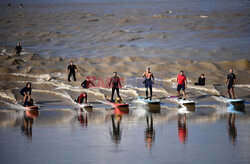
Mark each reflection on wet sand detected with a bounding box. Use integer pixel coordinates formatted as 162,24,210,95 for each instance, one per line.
77,108,88,127
110,114,122,146
226,102,245,145
21,110,39,141
147,104,161,114
109,107,129,146
145,114,155,151
178,114,188,145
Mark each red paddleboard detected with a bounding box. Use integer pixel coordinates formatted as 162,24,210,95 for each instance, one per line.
25,106,39,110
104,100,129,107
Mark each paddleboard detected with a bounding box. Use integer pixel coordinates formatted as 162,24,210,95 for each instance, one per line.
105,99,129,107
138,96,160,104
25,106,39,110
168,96,195,105
226,98,245,103
79,104,93,108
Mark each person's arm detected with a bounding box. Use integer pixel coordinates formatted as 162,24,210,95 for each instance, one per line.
177,76,179,86
75,66,78,73
118,77,122,89
79,94,82,104
85,95,87,104
233,76,236,86
90,81,95,87
151,73,154,83
109,78,112,87
81,81,84,87
143,72,146,78
185,77,187,88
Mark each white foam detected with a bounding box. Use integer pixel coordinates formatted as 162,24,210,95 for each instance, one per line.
0,90,16,102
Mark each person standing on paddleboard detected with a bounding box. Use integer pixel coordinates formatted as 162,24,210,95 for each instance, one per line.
143,67,154,100
81,77,95,89
226,69,236,99
20,83,32,104
177,71,187,100
67,61,78,82
109,72,122,102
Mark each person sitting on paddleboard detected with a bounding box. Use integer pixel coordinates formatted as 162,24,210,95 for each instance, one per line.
143,67,154,100
194,73,205,86
23,98,34,107
20,83,32,104
177,71,187,100
226,69,236,99
81,77,95,89
109,72,122,102
76,92,88,104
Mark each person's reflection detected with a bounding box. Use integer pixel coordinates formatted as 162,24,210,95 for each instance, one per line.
21,110,38,141
109,113,122,146
145,114,155,150
178,114,188,144
228,113,237,144
77,108,88,127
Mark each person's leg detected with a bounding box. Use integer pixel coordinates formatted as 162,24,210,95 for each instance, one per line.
145,83,149,99
177,85,181,98
68,73,71,82
182,90,186,100
227,88,232,99
194,83,198,86
231,87,235,99
73,72,76,81
116,88,120,98
149,85,152,100
111,87,115,101
182,85,186,99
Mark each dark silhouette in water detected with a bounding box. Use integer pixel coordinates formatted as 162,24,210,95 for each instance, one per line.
228,113,237,144
77,108,88,127
109,114,122,146
145,114,155,151
21,110,38,142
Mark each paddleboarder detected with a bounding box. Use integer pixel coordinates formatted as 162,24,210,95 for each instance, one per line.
109,72,122,102
226,69,236,99
20,83,32,104
81,77,95,88
143,67,154,100
177,71,187,100
67,61,78,82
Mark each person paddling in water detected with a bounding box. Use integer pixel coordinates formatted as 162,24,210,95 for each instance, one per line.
109,72,122,102
143,67,154,100
20,83,32,104
81,77,95,89
67,61,78,82
76,92,88,104
177,71,187,100
226,69,236,99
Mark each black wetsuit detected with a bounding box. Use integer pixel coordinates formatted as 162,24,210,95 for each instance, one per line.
68,65,77,82
15,45,22,54
20,86,31,97
109,76,121,102
81,80,94,89
227,73,236,89
195,77,205,86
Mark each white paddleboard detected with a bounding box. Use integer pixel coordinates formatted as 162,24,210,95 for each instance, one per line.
138,96,160,104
